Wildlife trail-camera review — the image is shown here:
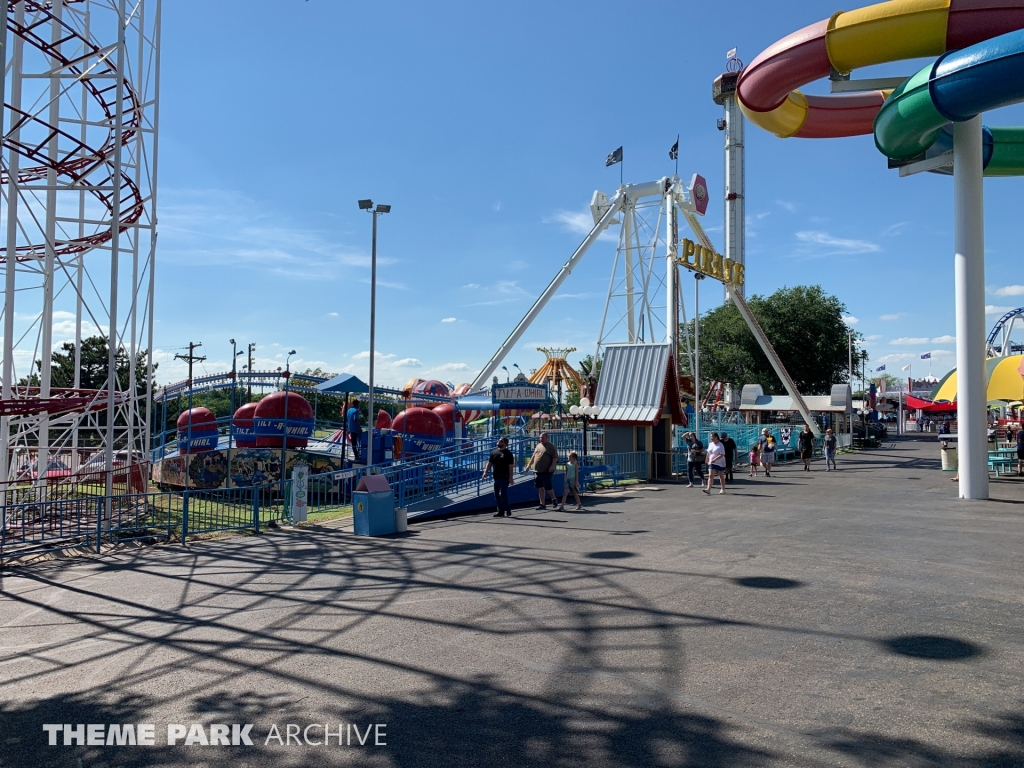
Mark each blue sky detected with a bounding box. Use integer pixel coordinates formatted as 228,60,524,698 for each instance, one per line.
154,0,1024,387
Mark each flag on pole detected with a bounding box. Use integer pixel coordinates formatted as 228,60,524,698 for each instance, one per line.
921,352,931,360
669,137,679,160
605,147,623,166
902,364,912,371
727,48,737,58
876,364,886,372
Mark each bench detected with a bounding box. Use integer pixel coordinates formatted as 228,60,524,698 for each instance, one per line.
579,463,620,488
988,451,1017,476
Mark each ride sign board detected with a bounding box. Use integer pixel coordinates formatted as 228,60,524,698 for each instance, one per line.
677,238,745,288
492,382,549,407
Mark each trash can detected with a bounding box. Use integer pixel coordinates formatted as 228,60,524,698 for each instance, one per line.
395,508,408,533
940,444,958,471
352,474,396,536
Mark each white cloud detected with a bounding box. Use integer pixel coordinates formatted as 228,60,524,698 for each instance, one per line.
159,188,389,281
462,283,480,289
543,209,617,241
328,312,339,317
431,362,471,372
989,285,1024,297
880,313,904,321
351,350,397,361
358,278,407,290
882,222,910,237
842,315,859,325
987,305,1014,315
865,334,882,341
890,337,930,345
441,317,456,323
776,200,797,213
465,280,531,307
756,211,771,220
492,202,501,212
931,335,956,344
794,230,881,255
393,358,422,367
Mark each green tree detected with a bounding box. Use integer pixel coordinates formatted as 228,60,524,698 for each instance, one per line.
684,285,856,396
43,335,155,394
564,353,601,409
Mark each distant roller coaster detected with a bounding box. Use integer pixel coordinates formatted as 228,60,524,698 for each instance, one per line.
986,308,1024,358
0,0,160,499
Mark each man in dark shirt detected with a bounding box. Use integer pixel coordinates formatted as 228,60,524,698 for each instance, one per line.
483,437,515,517
721,434,737,481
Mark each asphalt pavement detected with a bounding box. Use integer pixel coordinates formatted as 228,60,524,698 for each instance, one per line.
1,436,1022,767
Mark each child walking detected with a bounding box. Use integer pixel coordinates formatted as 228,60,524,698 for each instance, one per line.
748,443,760,477
559,451,583,511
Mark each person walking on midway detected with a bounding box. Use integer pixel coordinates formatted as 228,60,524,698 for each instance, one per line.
703,432,727,494
722,434,737,481
526,431,558,509
798,424,815,471
761,436,776,477
684,432,705,488
559,451,583,511
748,442,760,477
823,428,838,471
345,399,363,462
1016,426,1024,476
482,436,515,517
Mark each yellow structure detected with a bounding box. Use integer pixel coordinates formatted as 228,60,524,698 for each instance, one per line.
931,355,1024,403
530,347,583,391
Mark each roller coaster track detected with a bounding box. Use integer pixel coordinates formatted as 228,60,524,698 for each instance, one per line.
0,386,129,416
985,307,1024,357
2,0,143,262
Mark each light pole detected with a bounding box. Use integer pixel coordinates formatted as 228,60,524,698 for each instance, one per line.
694,273,705,439
846,329,854,385
501,365,509,383
247,342,256,403
359,199,391,467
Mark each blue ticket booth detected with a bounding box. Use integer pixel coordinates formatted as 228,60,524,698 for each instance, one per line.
353,473,396,536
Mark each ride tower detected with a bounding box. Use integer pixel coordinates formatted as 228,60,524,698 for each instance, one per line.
0,0,161,498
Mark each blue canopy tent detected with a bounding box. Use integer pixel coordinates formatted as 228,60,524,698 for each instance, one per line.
314,373,370,394
313,374,370,463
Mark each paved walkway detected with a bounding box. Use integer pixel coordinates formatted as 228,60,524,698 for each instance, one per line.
1,437,1022,767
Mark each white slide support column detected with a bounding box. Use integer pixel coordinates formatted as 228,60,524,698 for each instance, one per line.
953,116,988,500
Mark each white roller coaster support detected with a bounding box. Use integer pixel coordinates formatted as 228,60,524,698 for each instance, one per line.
469,188,627,391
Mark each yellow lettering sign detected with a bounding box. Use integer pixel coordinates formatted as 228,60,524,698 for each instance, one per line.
676,238,744,287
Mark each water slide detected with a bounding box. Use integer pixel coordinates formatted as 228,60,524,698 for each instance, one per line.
736,0,1024,172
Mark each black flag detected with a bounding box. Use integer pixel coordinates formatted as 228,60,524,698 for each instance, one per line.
605,146,623,166
669,137,679,160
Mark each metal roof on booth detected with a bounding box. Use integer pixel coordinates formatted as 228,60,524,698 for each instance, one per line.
593,343,685,426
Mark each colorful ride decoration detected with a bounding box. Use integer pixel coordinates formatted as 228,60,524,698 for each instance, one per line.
232,402,259,448
451,383,473,397
412,379,450,399
177,407,219,454
375,409,393,430
392,406,446,454
252,391,315,449
432,403,462,437
736,0,1024,175
529,347,583,390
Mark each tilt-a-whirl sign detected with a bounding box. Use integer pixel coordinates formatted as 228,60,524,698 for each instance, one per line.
677,238,745,288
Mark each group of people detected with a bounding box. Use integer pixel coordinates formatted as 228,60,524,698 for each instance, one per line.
681,424,839,494
481,431,583,517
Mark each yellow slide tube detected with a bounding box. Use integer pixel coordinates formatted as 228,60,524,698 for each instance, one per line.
826,0,950,75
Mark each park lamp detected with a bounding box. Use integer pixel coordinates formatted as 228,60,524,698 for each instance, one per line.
358,199,373,210
375,204,391,213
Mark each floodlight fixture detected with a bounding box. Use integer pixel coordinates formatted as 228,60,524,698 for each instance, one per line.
375,204,391,213
358,199,374,210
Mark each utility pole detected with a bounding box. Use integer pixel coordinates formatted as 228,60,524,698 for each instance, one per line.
174,342,206,388
174,342,206,419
